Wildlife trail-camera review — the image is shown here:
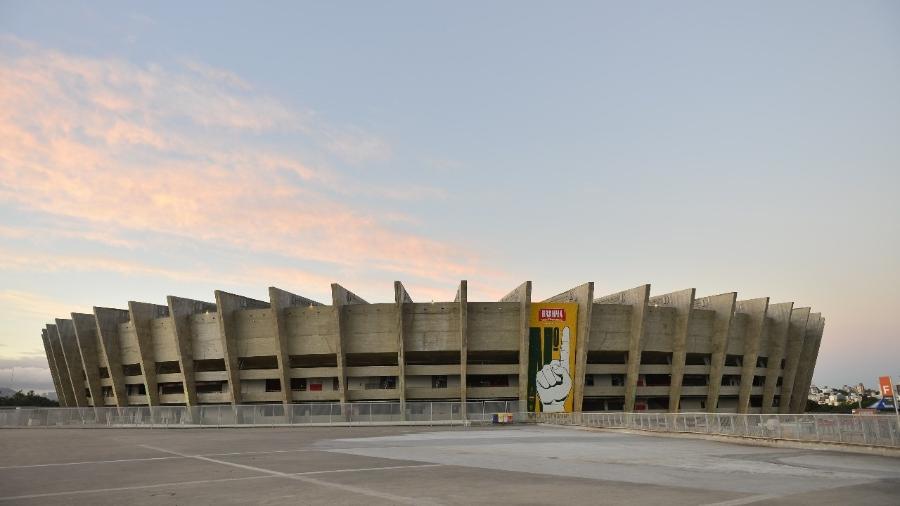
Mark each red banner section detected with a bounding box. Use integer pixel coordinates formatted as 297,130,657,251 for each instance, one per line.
879,376,894,398
538,308,566,321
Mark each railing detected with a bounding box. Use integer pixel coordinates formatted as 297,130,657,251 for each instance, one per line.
0,400,519,428
529,412,900,448
7,404,894,449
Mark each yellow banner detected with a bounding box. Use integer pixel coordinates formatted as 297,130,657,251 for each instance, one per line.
527,303,578,412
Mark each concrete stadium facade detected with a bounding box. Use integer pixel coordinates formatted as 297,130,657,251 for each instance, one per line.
39,282,825,415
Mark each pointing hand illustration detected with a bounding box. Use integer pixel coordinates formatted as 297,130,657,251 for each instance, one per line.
536,326,572,412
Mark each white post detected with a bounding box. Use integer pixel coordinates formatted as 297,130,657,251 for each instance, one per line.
889,417,896,447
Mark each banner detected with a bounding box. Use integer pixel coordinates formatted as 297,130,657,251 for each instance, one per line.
527,303,578,412
879,376,897,410
878,376,895,399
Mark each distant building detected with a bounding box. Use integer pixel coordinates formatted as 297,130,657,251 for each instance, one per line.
807,383,873,407
827,393,846,406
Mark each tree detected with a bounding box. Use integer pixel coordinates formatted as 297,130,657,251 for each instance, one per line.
805,395,878,413
0,390,59,407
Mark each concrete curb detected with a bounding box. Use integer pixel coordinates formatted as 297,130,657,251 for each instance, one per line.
541,423,900,457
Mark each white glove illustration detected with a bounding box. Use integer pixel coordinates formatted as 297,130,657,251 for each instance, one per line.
536,326,572,412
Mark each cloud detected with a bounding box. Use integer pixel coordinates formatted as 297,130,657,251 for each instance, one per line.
324,126,393,164
0,360,54,393
0,290,91,321
0,222,140,248
179,58,252,91
0,36,500,289
0,249,337,296
0,345,54,392
0,354,49,370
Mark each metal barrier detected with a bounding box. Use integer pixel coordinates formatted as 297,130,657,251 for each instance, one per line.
528,411,900,448
0,400,520,428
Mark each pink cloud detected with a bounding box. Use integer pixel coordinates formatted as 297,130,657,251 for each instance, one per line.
0,37,507,291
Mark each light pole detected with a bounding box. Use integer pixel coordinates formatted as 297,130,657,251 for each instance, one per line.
892,376,900,429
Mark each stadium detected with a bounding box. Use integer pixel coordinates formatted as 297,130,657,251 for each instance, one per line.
39,281,824,415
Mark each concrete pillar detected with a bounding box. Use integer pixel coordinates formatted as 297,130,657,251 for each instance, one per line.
128,302,169,406
456,280,468,418
47,324,75,407
695,292,737,413
394,282,412,418
790,313,824,413
213,291,270,405
55,318,89,407
546,282,595,412
779,307,811,414
41,329,66,407
761,302,794,413
93,307,131,407
71,313,104,407
500,281,532,410
167,296,216,407
331,284,368,407
648,288,696,413
269,287,322,406
595,285,648,413
735,298,769,414
801,317,825,413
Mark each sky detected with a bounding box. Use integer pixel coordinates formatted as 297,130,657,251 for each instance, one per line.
0,1,898,393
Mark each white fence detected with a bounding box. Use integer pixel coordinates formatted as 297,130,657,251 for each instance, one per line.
5,404,897,448
0,400,520,428
530,411,900,448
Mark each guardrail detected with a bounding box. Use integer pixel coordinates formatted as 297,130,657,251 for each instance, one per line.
0,400,520,428
6,404,895,449
529,411,900,448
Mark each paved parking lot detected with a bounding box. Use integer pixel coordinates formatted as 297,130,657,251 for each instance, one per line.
0,425,898,505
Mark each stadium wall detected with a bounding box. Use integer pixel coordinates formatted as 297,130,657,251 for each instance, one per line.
39,282,825,414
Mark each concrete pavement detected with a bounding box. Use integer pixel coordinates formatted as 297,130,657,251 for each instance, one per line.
0,425,897,505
